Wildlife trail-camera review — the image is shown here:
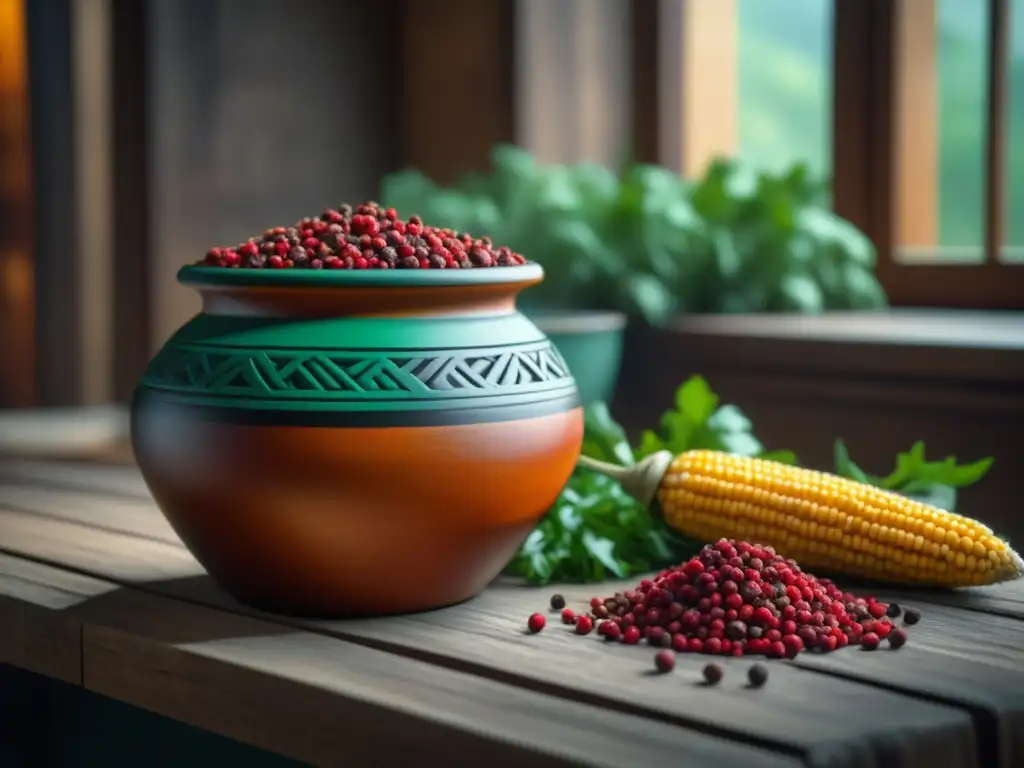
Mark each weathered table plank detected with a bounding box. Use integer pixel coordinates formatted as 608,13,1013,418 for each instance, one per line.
0,554,117,684
0,489,992,768
10,457,1024,620
0,457,151,500
0,554,800,768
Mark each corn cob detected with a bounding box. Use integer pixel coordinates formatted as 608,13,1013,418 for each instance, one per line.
577,449,1023,587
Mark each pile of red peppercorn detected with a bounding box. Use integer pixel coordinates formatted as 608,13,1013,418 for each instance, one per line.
198,201,527,271
528,539,919,662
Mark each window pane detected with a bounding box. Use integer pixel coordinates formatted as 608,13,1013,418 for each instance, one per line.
737,0,832,181
936,0,987,251
1004,0,1024,259
894,0,988,260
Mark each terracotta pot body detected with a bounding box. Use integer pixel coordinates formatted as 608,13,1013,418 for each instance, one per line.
131,264,582,616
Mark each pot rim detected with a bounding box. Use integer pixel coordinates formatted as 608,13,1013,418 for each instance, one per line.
178,262,544,289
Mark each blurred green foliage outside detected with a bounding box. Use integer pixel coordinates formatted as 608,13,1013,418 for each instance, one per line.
738,0,1024,250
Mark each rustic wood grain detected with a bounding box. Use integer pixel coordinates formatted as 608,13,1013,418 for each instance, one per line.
791,603,1024,768
0,553,115,684
0,557,804,768
0,506,198,581
0,499,984,768
0,481,179,543
874,580,1024,621
0,457,151,499
7,465,1024,766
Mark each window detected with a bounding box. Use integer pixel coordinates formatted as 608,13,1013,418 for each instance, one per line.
641,0,1024,308
1007,0,1024,258
737,0,833,180
836,0,1022,307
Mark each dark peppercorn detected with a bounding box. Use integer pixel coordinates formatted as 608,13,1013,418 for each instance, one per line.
861,632,880,650
702,663,724,685
550,594,566,611
903,608,921,625
886,602,901,618
726,621,748,641
888,628,908,649
747,663,768,688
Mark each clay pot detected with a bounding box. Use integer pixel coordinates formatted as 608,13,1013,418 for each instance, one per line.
131,264,582,616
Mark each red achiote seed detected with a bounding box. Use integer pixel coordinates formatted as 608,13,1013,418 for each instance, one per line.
622,625,641,645
575,616,594,635
545,539,907,661
561,608,576,625
527,613,545,633
888,628,908,649
861,632,880,650
602,621,622,641
654,650,675,673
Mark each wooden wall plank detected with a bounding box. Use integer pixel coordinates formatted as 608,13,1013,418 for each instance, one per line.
110,0,152,402
0,0,35,408
26,0,81,406
398,0,515,184
71,0,114,404
515,0,631,168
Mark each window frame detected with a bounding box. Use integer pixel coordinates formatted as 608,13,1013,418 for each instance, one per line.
635,0,1024,309
834,0,1023,310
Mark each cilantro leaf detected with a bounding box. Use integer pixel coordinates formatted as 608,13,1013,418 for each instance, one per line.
507,377,996,586
833,438,993,513
506,375,794,585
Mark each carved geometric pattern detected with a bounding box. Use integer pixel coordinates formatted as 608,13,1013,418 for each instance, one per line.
143,343,574,400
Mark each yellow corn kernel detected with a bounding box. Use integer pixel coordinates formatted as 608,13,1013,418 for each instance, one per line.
652,450,1021,587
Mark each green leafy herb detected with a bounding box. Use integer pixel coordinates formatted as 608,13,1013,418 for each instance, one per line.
833,438,994,513
507,376,996,586
380,146,888,323
635,376,797,464
505,376,794,585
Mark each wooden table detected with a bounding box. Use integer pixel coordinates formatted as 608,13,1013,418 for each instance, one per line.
2,454,1024,768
